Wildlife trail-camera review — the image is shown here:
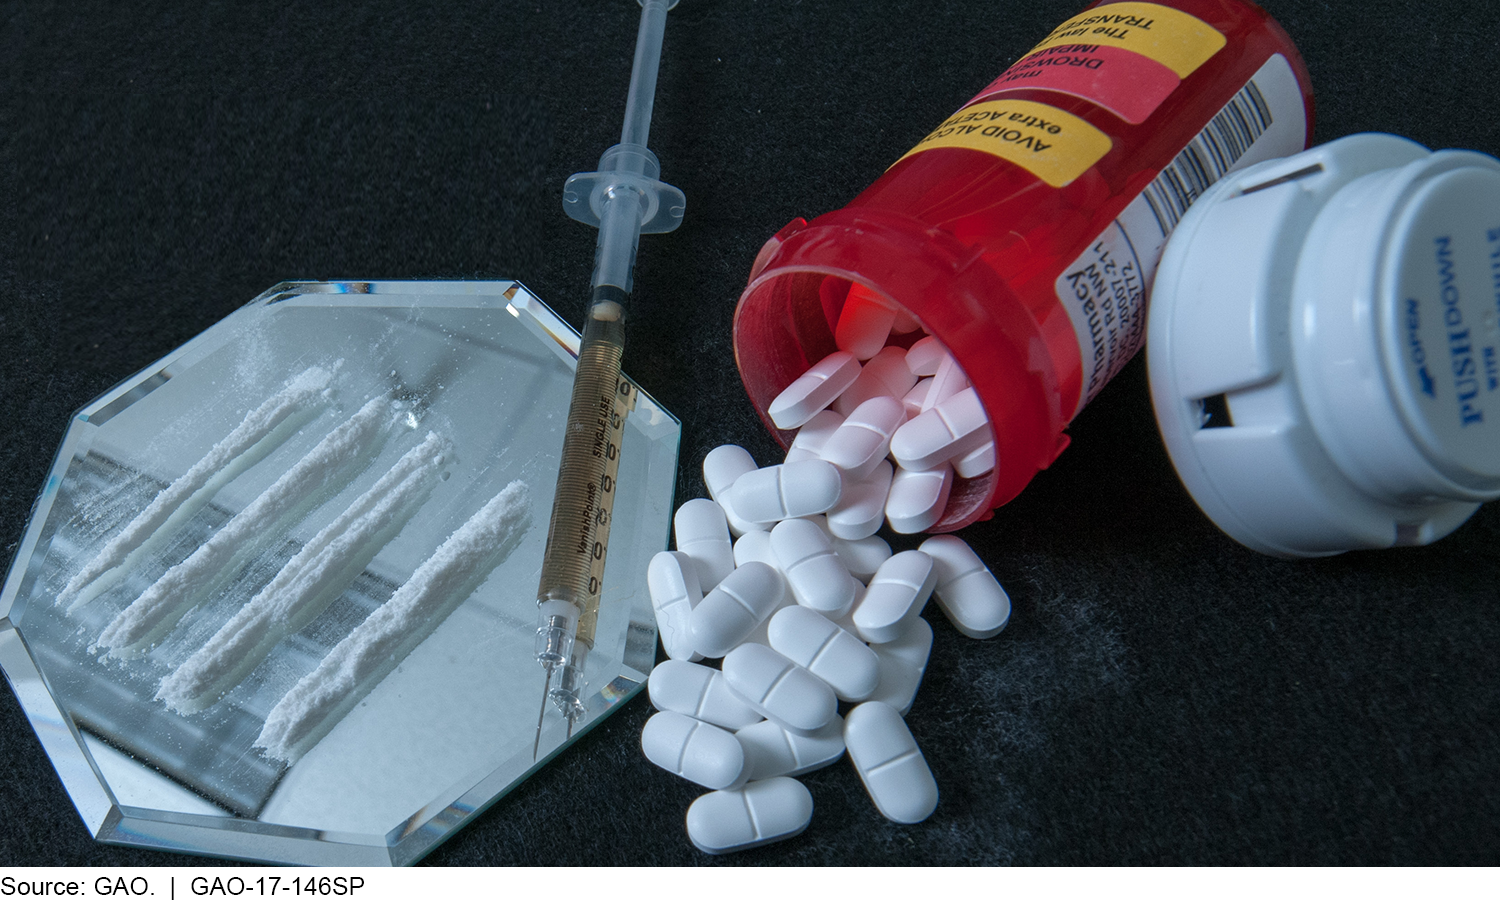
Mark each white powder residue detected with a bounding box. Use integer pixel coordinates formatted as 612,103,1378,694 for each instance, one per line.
95,395,396,657
254,480,532,763
60,364,335,612
156,431,454,714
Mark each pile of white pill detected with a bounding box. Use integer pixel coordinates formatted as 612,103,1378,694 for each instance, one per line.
766,282,994,535
642,442,1011,854
640,287,1013,853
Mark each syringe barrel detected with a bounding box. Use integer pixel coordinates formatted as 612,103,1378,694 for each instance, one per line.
592,165,651,292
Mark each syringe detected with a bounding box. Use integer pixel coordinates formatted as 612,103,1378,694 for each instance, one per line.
533,0,684,758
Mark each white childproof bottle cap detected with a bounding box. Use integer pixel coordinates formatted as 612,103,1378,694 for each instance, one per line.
1148,133,1500,558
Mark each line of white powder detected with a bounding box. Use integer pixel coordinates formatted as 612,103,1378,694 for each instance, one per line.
254,480,532,763
60,364,336,612
95,395,396,657
156,431,454,714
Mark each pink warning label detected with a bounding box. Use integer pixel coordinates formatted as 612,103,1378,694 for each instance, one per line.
972,44,1180,124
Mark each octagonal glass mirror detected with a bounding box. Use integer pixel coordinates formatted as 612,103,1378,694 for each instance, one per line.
0,280,677,865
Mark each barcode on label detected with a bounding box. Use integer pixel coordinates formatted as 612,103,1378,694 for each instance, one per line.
1140,80,1273,235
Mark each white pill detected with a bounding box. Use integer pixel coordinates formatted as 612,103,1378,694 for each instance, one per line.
703,445,766,536
828,532,893,582
674,498,736,591
768,605,880,702
953,441,996,480
648,550,704,662
885,464,953,534
833,346,918,417
726,459,843,525
722,642,838,735
820,396,906,482
686,776,814,855
852,550,937,644
770,518,858,617
703,445,758,501
889,387,991,472
640,710,747,790
648,659,764,730
905,335,947,377
737,717,845,780
689,561,786,658
733,530,778,569
902,378,931,418
844,701,939,824
768,350,861,430
826,459,893,541
784,408,844,464
890,305,923,335
867,615,933,715
835,283,900,360
921,353,969,413
919,535,1011,639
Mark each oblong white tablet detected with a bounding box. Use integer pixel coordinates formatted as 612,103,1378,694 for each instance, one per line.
953,441,996,480
768,350,862,430
689,561,786,658
885,465,953,534
733,530,778,570
770,518,857,617
867,616,933,715
905,335,947,377
703,445,766,536
902,378,932,418
703,445,758,501
890,305,923,335
828,532,892,582
784,409,844,464
826,460,893,541
921,353,970,413
889,387,991,472
721,642,837,735
768,605,880,702
820,396,906,482
853,550,937,644
833,345,918,417
835,283,900,360
685,777,814,855
727,460,843,524
844,701,939,824
919,535,1011,639
737,717,846,780
640,711,747,790
648,659,764,730
648,550,704,662
674,498,736,591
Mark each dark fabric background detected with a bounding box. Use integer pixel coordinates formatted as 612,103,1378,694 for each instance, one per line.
3,0,1498,866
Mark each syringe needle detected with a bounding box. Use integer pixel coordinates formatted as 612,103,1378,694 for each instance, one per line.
532,666,554,761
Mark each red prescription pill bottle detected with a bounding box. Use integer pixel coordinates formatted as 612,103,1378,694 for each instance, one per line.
733,0,1315,530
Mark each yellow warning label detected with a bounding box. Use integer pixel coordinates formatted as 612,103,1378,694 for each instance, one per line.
1024,1,1225,78
895,99,1111,188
